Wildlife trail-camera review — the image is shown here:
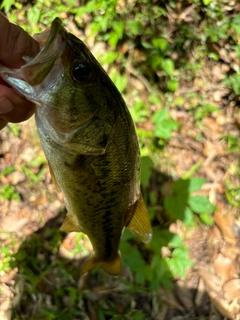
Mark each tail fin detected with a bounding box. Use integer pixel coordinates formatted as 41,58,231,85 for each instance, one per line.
80,253,121,276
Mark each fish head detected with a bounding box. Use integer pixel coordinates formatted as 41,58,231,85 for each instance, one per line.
0,18,113,144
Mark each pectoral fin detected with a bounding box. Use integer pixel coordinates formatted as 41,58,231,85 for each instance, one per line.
48,163,61,192
125,195,152,243
80,252,121,276
60,213,83,233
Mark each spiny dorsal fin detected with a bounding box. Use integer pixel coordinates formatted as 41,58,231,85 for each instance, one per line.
125,195,152,243
48,163,61,192
60,213,83,233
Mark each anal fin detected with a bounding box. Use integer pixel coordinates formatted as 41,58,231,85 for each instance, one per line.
125,195,152,243
48,163,61,192
60,213,83,233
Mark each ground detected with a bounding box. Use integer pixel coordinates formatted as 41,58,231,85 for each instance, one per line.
0,1,240,319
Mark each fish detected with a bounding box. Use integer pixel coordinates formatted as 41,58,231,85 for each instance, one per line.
0,18,152,275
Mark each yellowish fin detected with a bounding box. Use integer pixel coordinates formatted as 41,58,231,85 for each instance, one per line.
80,252,121,276
125,195,152,243
49,163,61,192
60,213,83,233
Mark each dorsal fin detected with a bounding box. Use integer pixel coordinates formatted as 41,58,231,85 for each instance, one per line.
125,195,152,243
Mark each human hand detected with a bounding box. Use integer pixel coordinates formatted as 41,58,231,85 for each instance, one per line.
0,12,39,129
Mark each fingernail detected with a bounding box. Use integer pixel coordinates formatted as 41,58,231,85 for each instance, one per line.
0,97,14,114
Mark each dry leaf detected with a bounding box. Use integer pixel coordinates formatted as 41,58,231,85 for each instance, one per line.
214,253,237,283
223,279,240,301
214,205,236,245
210,291,235,319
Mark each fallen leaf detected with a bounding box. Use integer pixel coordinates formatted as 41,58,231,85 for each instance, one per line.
214,205,236,245
210,290,235,319
214,253,237,283
223,279,240,301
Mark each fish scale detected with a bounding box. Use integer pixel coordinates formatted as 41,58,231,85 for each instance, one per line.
0,18,152,275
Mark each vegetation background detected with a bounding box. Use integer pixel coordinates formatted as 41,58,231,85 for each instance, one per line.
0,0,240,319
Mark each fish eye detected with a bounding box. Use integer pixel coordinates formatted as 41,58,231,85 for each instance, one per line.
72,62,92,82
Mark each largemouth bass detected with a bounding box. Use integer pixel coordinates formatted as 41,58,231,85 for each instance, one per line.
0,18,152,275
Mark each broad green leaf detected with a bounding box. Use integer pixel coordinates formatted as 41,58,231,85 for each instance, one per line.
112,20,124,39
183,207,195,226
152,38,168,51
154,125,172,139
27,7,40,27
166,248,193,277
108,32,119,48
150,54,163,70
150,228,175,251
110,70,127,92
152,108,168,124
188,195,215,214
163,119,179,130
149,93,161,105
162,59,174,76
172,247,189,259
167,79,179,91
121,229,135,241
169,234,184,248
141,156,154,188
0,0,14,13
164,193,188,220
199,213,214,226
188,177,206,193
173,179,190,195
154,118,179,139
202,0,211,5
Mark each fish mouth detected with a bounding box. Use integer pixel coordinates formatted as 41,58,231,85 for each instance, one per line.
0,18,68,100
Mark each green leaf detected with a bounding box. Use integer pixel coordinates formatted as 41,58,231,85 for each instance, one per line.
108,32,119,48
150,228,175,251
109,70,127,92
154,118,179,139
150,54,163,70
164,193,188,220
149,93,161,105
173,179,190,195
169,234,184,248
152,38,168,51
163,119,179,131
188,195,215,214
141,156,154,188
183,207,195,226
112,20,124,39
167,79,179,91
0,0,14,13
27,6,40,27
166,248,193,277
199,213,214,226
101,51,118,64
161,59,174,76
152,108,167,124
188,177,206,193
202,0,212,5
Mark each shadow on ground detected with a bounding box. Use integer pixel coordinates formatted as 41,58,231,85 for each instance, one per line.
0,169,227,320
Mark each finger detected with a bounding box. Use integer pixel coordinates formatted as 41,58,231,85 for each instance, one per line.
0,86,35,124
0,12,39,68
0,118,8,130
